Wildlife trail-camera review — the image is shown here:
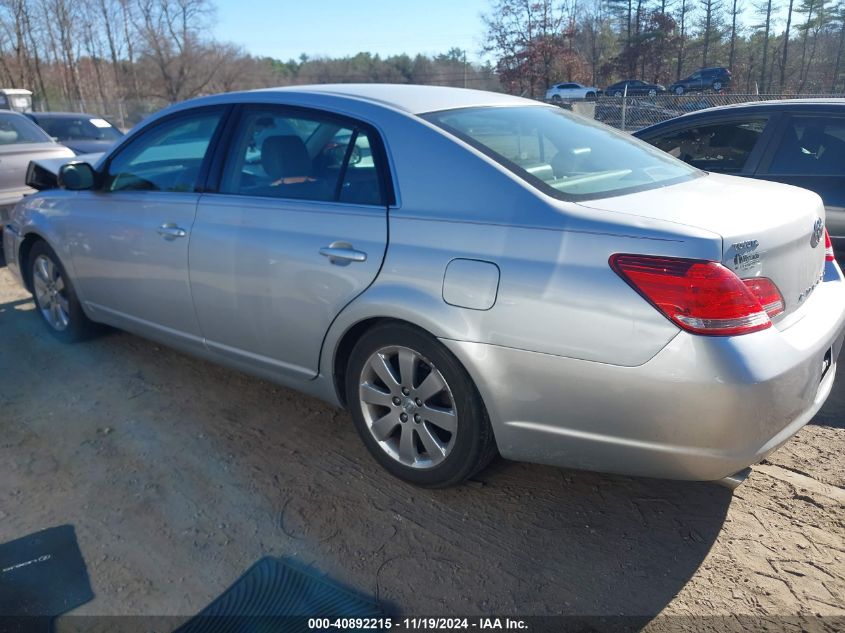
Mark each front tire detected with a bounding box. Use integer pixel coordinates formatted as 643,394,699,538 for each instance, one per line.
550,94,562,103
712,80,723,91
345,322,497,487
674,86,685,95
29,241,94,343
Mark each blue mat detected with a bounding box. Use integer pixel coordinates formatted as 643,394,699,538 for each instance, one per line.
174,557,387,633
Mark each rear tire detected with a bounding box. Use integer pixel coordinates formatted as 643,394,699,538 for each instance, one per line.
345,322,498,487
712,80,723,91
551,94,562,103
29,241,95,343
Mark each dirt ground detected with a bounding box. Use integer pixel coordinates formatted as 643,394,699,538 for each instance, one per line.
1,262,843,632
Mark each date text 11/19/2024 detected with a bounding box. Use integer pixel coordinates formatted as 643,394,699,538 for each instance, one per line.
307,618,529,630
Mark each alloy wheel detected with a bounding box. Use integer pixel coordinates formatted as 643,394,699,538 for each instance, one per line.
32,254,70,331
358,345,457,469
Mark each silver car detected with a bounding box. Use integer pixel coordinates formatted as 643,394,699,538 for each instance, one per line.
4,85,844,488
0,111,74,226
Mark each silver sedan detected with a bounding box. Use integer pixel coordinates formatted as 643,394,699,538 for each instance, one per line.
4,85,844,488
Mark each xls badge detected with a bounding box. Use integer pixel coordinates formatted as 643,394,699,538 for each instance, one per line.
811,217,824,248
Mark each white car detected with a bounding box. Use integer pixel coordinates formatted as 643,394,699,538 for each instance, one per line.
545,82,598,102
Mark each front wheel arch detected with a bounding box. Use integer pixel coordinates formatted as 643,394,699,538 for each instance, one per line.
19,233,48,293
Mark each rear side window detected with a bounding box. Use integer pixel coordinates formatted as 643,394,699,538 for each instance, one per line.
36,117,122,141
0,113,51,145
106,109,224,192
219,106,384,206
647,119,768,174
424,106,698,200
767,116,845,176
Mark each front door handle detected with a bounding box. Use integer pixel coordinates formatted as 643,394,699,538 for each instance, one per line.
157,223,187,240
319,242,367,265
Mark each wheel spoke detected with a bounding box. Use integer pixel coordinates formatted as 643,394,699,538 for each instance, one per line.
398,348,417,388
34,257,50,284
33,278,49,307
45,258,56,282
54,276,65,292
415,370,446,402
57,295,70,315
399,424,417,464
370,353,400,390
417,423,446,459
50,301,64,328
360,384,394,408
371,412,399,441
422,405,457,433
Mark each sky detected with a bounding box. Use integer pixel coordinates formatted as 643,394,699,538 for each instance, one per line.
213,0,492,63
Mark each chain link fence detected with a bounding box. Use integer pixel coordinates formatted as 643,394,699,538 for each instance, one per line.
560,93,843,132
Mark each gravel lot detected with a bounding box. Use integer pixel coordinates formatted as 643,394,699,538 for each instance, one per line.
0,261,843,631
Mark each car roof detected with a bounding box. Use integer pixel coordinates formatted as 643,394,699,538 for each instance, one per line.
635,98,845,134
195,84,542,116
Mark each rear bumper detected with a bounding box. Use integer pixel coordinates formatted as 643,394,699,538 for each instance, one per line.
442,269,845,482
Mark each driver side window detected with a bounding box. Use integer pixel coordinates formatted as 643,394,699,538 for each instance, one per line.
105,109,224,193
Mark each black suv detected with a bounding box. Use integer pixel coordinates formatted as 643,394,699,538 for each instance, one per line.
668,67,731,95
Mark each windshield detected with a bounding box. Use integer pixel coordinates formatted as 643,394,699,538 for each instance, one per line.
0,112,52,144
423,106,699,200
35,116,123,141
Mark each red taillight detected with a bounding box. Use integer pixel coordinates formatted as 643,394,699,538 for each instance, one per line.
610,254,774,336
824,228,835,262
742,277,784,318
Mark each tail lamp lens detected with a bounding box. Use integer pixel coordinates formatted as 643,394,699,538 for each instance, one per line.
610,254,777,336
824,228,835,262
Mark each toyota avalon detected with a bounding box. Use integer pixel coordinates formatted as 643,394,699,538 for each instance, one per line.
4,85,844,488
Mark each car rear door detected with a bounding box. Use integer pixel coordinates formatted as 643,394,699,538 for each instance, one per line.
189,104,390,380
67,106,229,351
755,111,845,250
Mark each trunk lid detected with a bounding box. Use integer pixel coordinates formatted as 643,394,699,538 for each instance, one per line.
579,172,827,320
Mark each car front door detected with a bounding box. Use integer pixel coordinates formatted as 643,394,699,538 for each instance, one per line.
757,113,845,250
68,106,228,351
189,104,390,380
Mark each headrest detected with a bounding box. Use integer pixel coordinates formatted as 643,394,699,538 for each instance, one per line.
261,135,311,179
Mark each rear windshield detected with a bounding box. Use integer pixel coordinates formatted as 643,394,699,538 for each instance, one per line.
0,112,52,145
422,106,699,200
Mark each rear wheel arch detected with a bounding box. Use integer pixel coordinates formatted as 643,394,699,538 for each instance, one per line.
333,317,447,408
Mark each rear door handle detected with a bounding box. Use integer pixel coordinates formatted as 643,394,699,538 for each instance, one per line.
157,223,187,240
319,242,367,265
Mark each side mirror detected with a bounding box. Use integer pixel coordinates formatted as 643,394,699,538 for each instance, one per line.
58,162,96,191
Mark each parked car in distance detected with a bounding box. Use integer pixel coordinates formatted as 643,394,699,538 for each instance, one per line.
668,67,732,95
5,85,844,489
0,110,74,228
25,112,123,155
545,82,598,101
604,80,665,97
634,99,845,255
